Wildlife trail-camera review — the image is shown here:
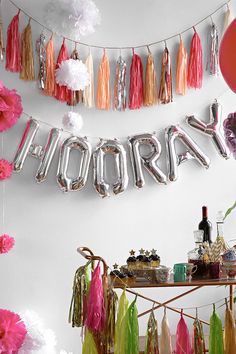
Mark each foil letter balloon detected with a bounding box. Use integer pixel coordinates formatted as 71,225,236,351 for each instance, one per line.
165,125,210,182
13,118,61,182
93,139,128,198
219,19,236,93
57,136,92,192
128,133,167,188
187,101,230,159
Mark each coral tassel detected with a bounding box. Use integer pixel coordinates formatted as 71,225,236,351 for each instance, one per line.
84,51,94,108
20,20,35,81
176,38,187,95
5,11,21,72
158,46,173,104
187,29,203,89
144,50,158,106
44,36,55,96
54,39,69,102
96,50,110,110
129,51,144,109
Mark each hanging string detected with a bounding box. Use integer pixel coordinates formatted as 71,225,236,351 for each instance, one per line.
6,0,231,50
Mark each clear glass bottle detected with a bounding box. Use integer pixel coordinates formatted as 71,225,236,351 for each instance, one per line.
188,230,208,279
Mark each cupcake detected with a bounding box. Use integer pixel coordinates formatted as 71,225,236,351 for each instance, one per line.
142,250,151,269
149,249,160,268
136,248,145,269
110,263,121,280
127,250,137,270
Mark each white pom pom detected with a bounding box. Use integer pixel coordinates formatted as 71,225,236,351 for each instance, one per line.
44,0,101,41
56,59,89,91
63,111,84,134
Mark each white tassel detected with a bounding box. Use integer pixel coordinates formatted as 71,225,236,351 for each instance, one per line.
84,51,94,108
224,4,233,30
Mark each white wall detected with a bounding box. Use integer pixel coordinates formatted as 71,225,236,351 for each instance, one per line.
1,0,236,352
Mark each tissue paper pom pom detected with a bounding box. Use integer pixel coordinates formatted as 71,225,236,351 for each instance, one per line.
0,309,27,353
56,59,89,91
44,0,101,41
62,111,83,134
0,234,15,254
0,159,13,180
0,81,23,132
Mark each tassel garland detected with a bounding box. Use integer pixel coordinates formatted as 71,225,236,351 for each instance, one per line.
129,51,144,109
5,11,21,72
158,46,173,104
144,51,158,106
44,36,55,96
54,39,69,102
144,310,159,354
114,55,127,111
84,51,94,108
96,50,110,110
160,309,172,354
114,289,129,354
207,23,219,76
224,300,236,354
187,29,203,89
36,33,46,89
209,304,224,354
20,20,35,81
67,48,84,106
176,38,187,95
193,317,206,354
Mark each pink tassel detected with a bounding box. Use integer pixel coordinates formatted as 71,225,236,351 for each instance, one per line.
86,263,106,332
187,28,203,89
129,50,144,110
5,11,21,72
175,312,192,354
54,39,69,102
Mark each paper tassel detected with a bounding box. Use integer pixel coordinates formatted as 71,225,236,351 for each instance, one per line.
5,11,21,72
176,38,187,95
96,50,110,110
144,310,159,354
175,312,192,354
158,46,173,104
20,20,35,81
105,287,118,352
193,317,206,354
224,5,233,30
114,289,129,354
129,51,144,109
114,55,127,111
82,330,98,354
67,49,84,106
224,301,236,354
69,262,90,328
0,0,4,61
44,36,55,96
187,29,203,89
36,33,46,90
84,51,94,108
160,310,172,354
125,297,139,354
207,23,219,76
86,263,106,332
54,39,69,102
209,305,224,354
144,51,158,106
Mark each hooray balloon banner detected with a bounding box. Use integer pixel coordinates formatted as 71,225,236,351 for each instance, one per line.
12,101,230,198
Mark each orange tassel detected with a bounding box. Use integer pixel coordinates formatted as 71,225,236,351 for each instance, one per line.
44,36,55,96
158,45,173,104
176,37,187,95
96,50,110,110
144,50,158,106
20,20,35,81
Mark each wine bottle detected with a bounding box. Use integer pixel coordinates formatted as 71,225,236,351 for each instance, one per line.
198,206,212,244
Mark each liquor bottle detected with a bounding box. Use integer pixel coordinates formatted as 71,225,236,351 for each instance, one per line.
198,206,212,244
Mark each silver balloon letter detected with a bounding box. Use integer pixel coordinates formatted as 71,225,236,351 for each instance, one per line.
93,139,128,198
57,136,92,192
186,100,230,159
165,125,210,182
13,118,61,182
128,133,167,188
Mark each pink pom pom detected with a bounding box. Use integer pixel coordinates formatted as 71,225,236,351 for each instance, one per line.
0,159,13,180
0,81,23,132
0,309,27,353
0,234,15,254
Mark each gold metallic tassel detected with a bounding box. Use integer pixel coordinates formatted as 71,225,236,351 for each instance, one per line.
158,45,173,104
144,49,158,106
105,287,118,352
20,19,35,81
84,50,94,108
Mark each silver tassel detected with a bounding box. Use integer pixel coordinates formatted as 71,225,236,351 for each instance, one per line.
208,23,219,76
36,33,46,89
114,55,126,111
